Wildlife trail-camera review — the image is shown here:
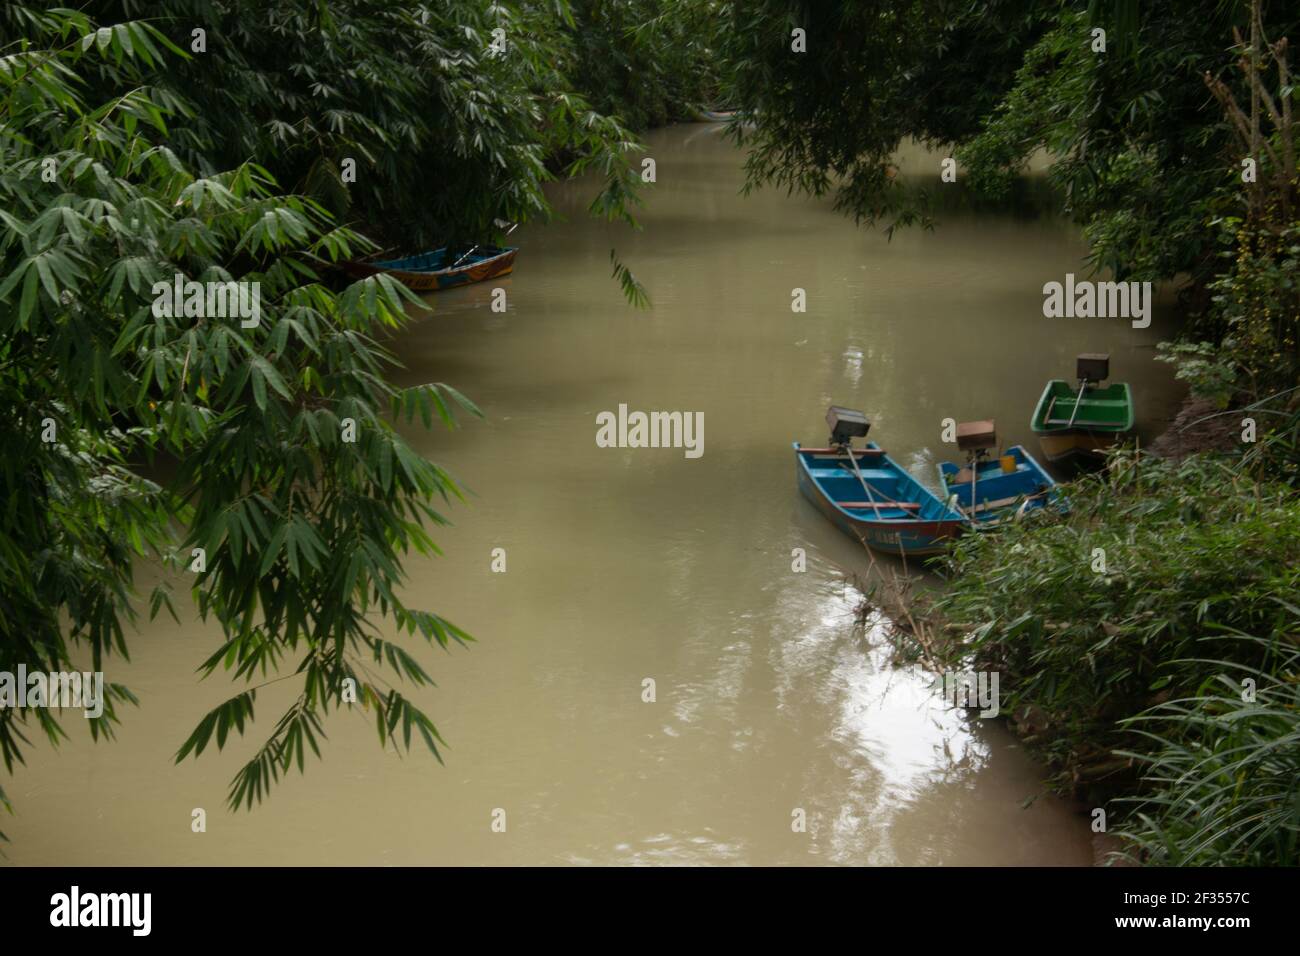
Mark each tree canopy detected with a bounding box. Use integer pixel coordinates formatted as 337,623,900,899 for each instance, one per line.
720,0,1299,392
0,0,710,831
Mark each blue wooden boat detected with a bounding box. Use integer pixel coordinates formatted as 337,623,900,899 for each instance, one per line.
794,442,967,556
937,444,1060,527
339,246,517,292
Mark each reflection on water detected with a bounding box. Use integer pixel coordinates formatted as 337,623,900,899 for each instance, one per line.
2,124,1182,866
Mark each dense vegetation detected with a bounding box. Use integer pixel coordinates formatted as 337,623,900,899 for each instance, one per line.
897,448,1300,864
565,0,723,131
80,0,655,250
750,0,1300,864
721,0,1299,394
2,0,1296,867
0,0,716,836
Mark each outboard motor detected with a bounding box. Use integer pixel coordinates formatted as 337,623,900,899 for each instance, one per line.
1069,353,1110,429
1076,353,1110,384
954,419,997,489
826,405,869,448
956,419,997,458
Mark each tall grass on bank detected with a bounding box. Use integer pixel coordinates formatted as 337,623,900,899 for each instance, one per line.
883,452,1300,863
1114,633,1300,865
1243,398,1300,484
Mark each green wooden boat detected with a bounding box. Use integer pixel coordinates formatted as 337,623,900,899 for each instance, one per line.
1030,380,1134,465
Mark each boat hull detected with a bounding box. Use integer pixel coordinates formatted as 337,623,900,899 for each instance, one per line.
794,443,966,557
1035,431,1116,465
339,247,517,292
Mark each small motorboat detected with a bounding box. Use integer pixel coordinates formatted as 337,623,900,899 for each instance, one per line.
339,245,517,292
936,420,1059,527
1030,353,1133,466
795,407,966,557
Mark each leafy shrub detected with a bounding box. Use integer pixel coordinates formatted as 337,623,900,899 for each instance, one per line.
0,7,478,826
927,453,1300,811
1114,633,1300,866
1202,215,1300,398
1155,340,1239,409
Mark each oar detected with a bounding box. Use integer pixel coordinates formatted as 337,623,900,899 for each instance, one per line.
450,244,480,269
451,222,521,269
842,445,886,520
1066,377,1091,430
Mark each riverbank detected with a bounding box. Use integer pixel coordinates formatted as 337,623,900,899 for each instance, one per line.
860,425,1300,865
1146,394,1250,461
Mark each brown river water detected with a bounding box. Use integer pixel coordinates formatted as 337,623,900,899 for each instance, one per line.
4,124,1184,865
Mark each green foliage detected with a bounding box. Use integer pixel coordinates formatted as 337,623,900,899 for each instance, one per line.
609,249,649,308
1244,404,1300,493
1155,340,1239,408
566,0,723,130
67,0,647,251
955,4,1260,283
1159,206,1300,415
923,453,1300,843
719,0,1017,232
0,0,690,827
720,1,1297,282
0,5,488,818
1202,214,1300,394
1114,634,1300,866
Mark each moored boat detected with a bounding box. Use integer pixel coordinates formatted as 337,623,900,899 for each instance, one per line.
1030,354,1134,466
339,245,517,292
938,443,1060,527
938,420,1060,526
690,107,738,122
794,407,966,557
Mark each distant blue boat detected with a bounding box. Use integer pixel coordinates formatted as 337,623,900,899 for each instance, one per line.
794,442,967,556
937,445,1059,527
339,246,517,292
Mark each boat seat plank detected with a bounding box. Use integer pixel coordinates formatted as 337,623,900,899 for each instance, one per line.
948,466,1028,485
1044,416,1123,427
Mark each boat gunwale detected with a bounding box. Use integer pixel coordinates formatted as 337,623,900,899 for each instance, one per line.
1030,379,1134,434
371,245,518,277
